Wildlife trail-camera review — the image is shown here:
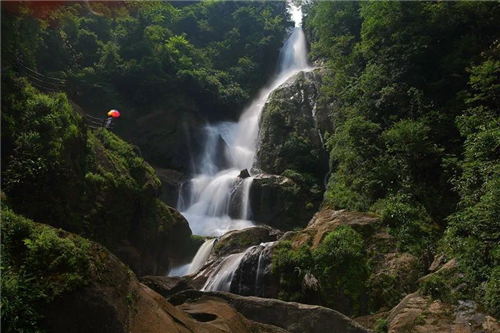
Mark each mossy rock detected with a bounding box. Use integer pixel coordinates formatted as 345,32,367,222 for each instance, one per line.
255,71,329,182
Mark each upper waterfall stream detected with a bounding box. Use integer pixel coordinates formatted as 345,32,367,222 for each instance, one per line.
170,5,310,279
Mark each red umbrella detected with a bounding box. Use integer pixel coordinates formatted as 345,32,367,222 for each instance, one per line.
108,110,120,118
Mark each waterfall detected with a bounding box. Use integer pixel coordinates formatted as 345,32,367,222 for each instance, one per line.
169,239,216,277
170,4,309,278
202,251,249,292
254,242,275,297
240,177,254,220
201,242,276,295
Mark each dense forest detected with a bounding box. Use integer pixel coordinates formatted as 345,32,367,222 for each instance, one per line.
1,1,499,333
303,0,500,318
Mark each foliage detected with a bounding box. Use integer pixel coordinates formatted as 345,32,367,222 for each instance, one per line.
313,226,368,314
376,194,438,255
374,318,388,333
272,226,368,315
305,1,500,316
485,267,500,318
1,205,91,332
272,241,314,303
1,1,290,119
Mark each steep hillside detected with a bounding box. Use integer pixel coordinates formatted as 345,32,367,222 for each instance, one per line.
1,75,197,275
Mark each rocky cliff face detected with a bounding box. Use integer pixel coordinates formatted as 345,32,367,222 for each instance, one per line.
243,69,331,231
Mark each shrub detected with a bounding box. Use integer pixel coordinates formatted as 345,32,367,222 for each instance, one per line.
1,206,92,332
272,226,369,315
272,241,314,303
313,225,368,314
374,318,388,333
376,194,439,255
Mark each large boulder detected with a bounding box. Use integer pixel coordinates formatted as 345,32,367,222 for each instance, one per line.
383,292,500,333
214,226,282,257
2,211,303,333
114,200,193,277
169,290,369,333
231,242,280,298
42,241,295,333
254,70,330,182
249,173,320,230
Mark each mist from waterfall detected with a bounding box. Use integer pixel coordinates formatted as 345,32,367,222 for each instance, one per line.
169,4,309,277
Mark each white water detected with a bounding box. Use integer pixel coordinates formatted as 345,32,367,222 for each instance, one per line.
254,241,275,296
170,4,309,278
202,251,249,292
169,239,215,277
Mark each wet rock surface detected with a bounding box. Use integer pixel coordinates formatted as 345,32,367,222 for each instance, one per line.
190,226,280,290
238,168,251,179
231,242,279,298
214,226,281,257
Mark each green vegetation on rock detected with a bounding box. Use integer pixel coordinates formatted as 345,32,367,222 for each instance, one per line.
272,226,368,316
1,76,191,275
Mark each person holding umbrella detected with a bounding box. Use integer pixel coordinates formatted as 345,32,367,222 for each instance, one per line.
105,109,120,129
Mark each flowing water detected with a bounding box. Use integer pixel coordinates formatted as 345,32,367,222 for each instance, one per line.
202,251,249,292
168,239,216,277
169,5,310,282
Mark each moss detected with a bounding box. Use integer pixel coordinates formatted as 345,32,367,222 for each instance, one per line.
187,235,206,257
215,233,254,254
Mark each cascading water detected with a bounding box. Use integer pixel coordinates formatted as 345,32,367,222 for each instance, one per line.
202,251,249,292
168,239,215,277
170,4,310,280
